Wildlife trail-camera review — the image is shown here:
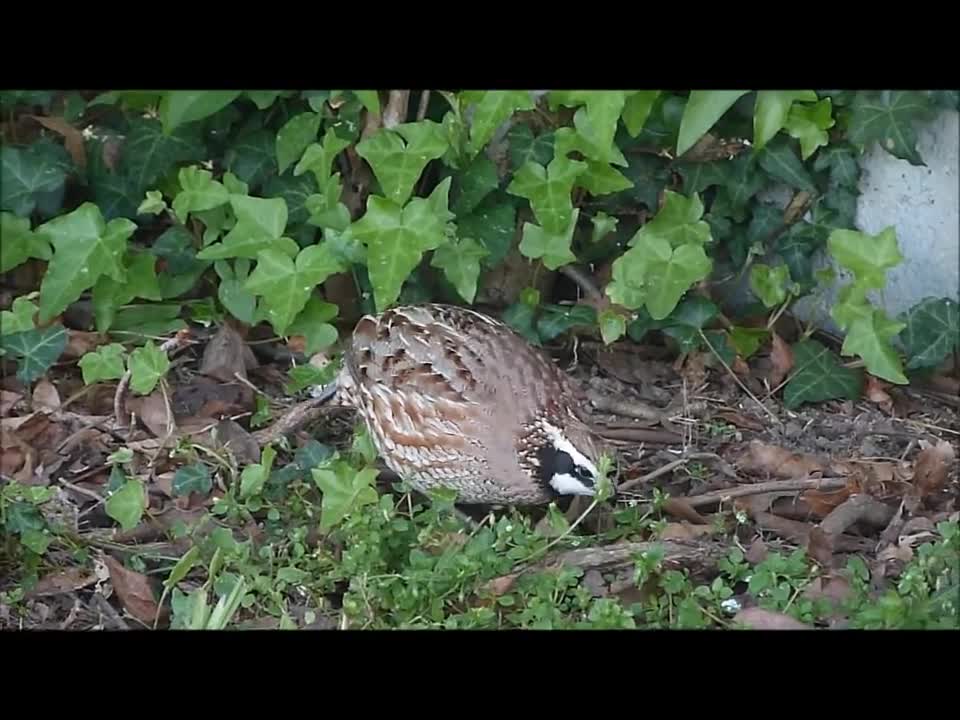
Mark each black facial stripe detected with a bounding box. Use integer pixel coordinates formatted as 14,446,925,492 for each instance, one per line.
537,446,573,484
574,465,595,487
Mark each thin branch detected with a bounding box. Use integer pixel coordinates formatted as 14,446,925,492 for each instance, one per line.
559,265,604,303
683,476,848,509
416,90,431,121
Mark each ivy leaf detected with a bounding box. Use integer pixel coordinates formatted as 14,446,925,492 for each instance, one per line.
631,190,711,249
676,160,731,196
287,296,340,354
352,90,381,116
92,251,164,331
784,99,835,160
507,125,554,172
350,195,447,311
642,236,713,320
122,118,204,195
570,94,627,163
105,477,146,531
240,447,276,500
598,309,627,344
159,90,242,134
677,90,750,156
536,304,597,342
606,248,652,310
813,144,860,190
823,186,857,229
466,91,535,154
1,142,71,217
35,203,133,323
519,209,579,270
198,195,288,260
749,263,792,307
827,226,902,289
746,202,783,247
577,161,633,195
129,341,171,395
622,91,661,137
430,236,489,303
591,212,619,244
709,153,766,220
214,259,258,325
313,466,379,533
173,464,212,497
1,212,51,273
1,297,38,335
138,190,167,216
757,138,817,193
245,244,346,334
456,198,516,267
847,90,932,166
0,325,67,383
245,91,283,109
78,343,126,385
356,121,449,206
295,128,351,187
507,155,586,234
554,126,628,168
752,90,818,150
276,112,322,174
263,172,317,233
729,326,769,358
666,295,718,329
899,297,959,370
224,130,277,189
452,153,499,217
783,339,863,409
305,174,351,232
171,166,229,223
841,310,908,385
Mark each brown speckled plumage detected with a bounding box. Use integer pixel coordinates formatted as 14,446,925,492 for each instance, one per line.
331,304,603,504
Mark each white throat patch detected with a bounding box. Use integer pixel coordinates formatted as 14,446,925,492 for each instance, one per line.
540,421,599,495
549,473,596,496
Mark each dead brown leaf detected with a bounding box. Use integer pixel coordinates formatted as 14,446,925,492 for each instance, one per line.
1,447,26,476
806,527,835,567
481,574,517,598
200,322,258,383
63,330,107,359
662,497,709,524
28,115,87,169
0,390,23,416
878,542,914,564
745,538,768,565
738,440,826,478
103,554,167,626
768,332,794,389
802,575,852,607
32,379,61,411
659,522,717,540
733,607,812,630
912,439,956,497
26,567,98,598
864,375,894,414
679,351,708,389
803,486,853,518
171,376,253,420
129,391,175,439
715,410,765,432
101,137,122,172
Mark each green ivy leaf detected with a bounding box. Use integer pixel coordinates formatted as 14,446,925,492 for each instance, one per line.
214,259,258,325
519,209,579,270
752,90,818,150
305,174,351,232
813,144,860,190
1,142,71,218
749,263,792,308
122,118,204,195
275,112,322,174
507,125,554,172
352,90,381,116
729,326,769,358
537,304,597,342
287,296,339,354
295,128,352,187
823,186,857,229
173,463,212,497
756,137,817,193
746,202,783,247
313,465,380,532
171,166,229,223
676,160,732,197
708,153,767,220
666,295,719,330
138,190,167,216
245,243,346,334
783,339,863,409
591,212,619,244
622,91,661,137
452,153,499,217
105,477,146,531
430,236,489,303
577,161,633,195
644,237,713,320
245,91,283,109
350,195,447,312
159,91,242,134
827,226,902,289
263,173,316,239
632,190,712,249
224,130,277,188
0,325,67,383
507,155,586,234
784,99,835,160
356,121,449,206
112,305,186,337
606,249,651,310
78,343,126,385
35,203,133,323
466,91,535,154
848,90,932,166
598,309,627,345
197,195,289,260
677,90,750,157
92,251,164,331
1,212,51,273
841,310,908,384
1,297,38,336
456,198,516,268
240,446,275,501
899,298,959,370
129,341,171,395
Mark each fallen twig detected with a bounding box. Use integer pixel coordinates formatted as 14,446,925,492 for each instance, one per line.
683,476,849,509
382,91,410,129
617,452,731,493
595,426,683,445
559,265,605,304
91,592,130,631
588,390,665,423
252,387,341,447
820,494,894,536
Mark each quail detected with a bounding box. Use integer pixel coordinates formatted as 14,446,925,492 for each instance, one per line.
318,303,606,505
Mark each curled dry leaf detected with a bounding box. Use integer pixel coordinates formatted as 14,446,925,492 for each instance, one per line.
659,522,717,540
768,332,794,388
864,375,894,414
482,574,517,598
200,322,258,383
745,538,768,565
0,390,23,416
912,439,955,497
738,440,826,479
26,567,98,598
806,527,835,567
128,391,175,439
64,330,107,359
32,379,61,411
102,554,167,626
733,607,811,630
715,409,765,432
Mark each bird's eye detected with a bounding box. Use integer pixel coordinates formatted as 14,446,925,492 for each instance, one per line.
575,465,595,485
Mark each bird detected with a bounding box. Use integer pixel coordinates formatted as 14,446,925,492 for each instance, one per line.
316,303,607,505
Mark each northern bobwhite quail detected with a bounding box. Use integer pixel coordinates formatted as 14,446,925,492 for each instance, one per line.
319,303,606,505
